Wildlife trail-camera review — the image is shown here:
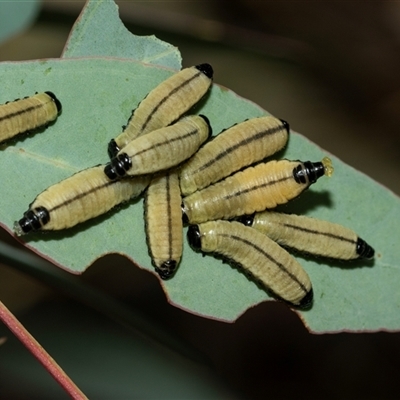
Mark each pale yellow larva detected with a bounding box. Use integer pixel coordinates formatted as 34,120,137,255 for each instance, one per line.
179,116,289,196
14,165,149,235
144,170,183,279
0,92,61,145
239,211,375,260
187,220,313,308
182,157,333,224
104,115,211,179
108,63,213,157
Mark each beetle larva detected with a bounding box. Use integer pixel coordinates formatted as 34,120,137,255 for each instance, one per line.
187,220,313,308
239,211,375,260
104,115,211,180
182,157,333,224
0,92,61,145
108,63,213,158
14,165,150,235
179,116,289,196
144,170,183,279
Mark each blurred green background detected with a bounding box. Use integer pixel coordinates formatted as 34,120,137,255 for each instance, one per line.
1,1,399,398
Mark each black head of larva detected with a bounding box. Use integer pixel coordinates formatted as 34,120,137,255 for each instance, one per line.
155,260,178,280
181,202,189,225
104,153,132,180
356,237,375,259
293,161,326,185
236,214,255,227
187,225,202,251
107,139,120,159
297,288,314,310
279,119,290,134
198,114,213,138
195,63,213,79
44,91,62,113
14,207,50,236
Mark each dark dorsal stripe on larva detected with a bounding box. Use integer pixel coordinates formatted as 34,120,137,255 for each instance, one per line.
105,115,211,179
14,165,149,235
219,232,310,296
0,102,42,123
283,221,374,259
187,220,313,308
109,64,213,157
279,222,357,245
179,116,289,196
182,159,331,225
194,121,287,174
47,178,128,213
239,211,374,260
166,174,173,261
139,69,204,134
222,175,291,200
144,171,183,279
128,128,201,159
0,92,61,144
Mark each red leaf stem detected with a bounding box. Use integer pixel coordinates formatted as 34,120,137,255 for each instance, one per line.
0,300,88,399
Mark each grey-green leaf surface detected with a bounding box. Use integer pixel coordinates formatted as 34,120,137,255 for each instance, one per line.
1,0,399,334
62,0,181,70
0,0,41,44
0,57,399,333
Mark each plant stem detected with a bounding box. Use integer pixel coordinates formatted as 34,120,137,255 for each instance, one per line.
0,299,88,400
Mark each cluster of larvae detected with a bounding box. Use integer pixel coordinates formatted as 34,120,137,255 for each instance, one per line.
4,63,374,309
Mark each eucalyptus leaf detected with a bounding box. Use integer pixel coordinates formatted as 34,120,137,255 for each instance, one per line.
62,0,181,70
0,57,399,333
1,0,399,334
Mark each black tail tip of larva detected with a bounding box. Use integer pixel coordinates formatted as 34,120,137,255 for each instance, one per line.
198,114,212,137
187,225,202,251
279,119,290,134
181,202,189,225
297,289,314,310
307,161,326,183
156,260,178,280
104,153,131,180
237,214,255,227
13,207,50,236
356,237,375,259
195,63,213,79
294,160,327,185
104,163,118,180
107,139,120,159
45,91,62,113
